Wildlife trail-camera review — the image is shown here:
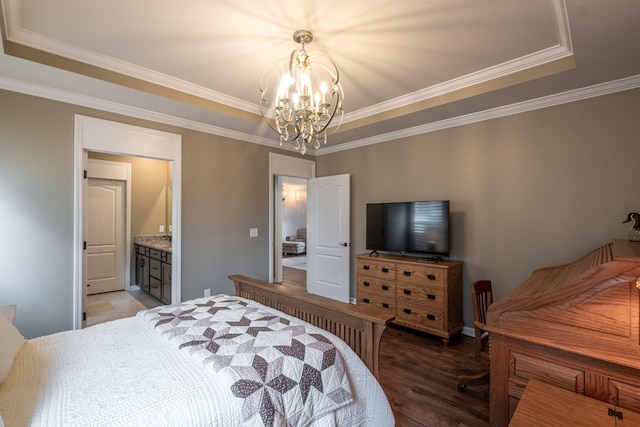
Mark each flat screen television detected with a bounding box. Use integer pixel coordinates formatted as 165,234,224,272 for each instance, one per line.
366,200,450,258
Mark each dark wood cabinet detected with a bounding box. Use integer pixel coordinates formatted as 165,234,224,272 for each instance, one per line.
135,243,171,304
135,245,150,293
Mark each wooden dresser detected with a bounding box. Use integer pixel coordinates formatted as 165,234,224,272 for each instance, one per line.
355,253,463,343
486,240,640,426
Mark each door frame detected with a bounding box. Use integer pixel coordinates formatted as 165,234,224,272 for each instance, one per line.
268,153,315,283
87,159,132,291
73,115,182,330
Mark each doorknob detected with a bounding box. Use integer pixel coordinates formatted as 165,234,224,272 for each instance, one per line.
339,242,350,247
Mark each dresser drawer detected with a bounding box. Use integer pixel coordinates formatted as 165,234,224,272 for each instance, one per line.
357,288,395,314
358,276,395,295
396,282,443,306
357,259,396,280
395,301,443,330
509,351,586,394
396,263,445,286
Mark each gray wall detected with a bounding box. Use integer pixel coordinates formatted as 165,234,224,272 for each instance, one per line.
0,89,286,338
1,87,639,338
316,88,640,328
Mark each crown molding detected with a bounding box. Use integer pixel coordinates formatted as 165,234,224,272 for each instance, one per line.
2,74,638,157
2,74,639,157
4,27,260,115
317,75,640,155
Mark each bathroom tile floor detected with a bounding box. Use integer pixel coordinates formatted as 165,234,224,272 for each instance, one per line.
83,287,163,328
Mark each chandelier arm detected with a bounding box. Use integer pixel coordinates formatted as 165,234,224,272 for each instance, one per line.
295,61,344,136
307,54,341,86
259,59,303,142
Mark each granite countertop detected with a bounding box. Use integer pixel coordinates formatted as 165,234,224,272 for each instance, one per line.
134,235,172,253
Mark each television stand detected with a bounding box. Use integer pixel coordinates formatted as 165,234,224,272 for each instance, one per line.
355,253,463,344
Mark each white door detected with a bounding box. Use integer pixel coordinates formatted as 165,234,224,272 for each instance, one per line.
307,174,350,303
86,178,125,295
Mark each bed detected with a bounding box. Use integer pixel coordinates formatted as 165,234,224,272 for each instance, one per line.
0,275,395,427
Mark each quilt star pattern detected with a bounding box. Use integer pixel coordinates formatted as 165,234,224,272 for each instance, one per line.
139,296,354,427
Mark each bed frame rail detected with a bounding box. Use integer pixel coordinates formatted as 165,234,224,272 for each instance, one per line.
229,274,393,378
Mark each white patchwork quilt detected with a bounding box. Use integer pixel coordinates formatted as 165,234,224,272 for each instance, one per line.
139,296,353,426
0,296,394,427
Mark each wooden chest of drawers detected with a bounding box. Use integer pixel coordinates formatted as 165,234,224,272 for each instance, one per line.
356,254,463,343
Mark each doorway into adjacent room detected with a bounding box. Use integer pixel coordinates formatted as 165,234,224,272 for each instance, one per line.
281,177,308,285
73,115,182,330
269,153,351,304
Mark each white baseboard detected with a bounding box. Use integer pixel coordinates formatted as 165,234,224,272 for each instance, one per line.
461,326,475,337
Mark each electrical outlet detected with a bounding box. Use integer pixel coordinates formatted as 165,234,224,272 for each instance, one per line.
204,288,211,297
159,225,165,232
250,228,258,237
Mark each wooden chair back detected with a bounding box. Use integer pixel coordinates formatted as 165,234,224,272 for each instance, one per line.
471,280,493,362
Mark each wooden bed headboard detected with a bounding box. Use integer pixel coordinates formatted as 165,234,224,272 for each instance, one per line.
229,274,394,378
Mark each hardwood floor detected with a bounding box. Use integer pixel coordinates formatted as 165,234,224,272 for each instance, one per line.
282,265,490,426
89,271,489,426
380,325,489,426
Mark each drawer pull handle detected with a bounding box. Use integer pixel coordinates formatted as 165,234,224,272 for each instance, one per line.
382,285,389,291
363,298,370,304
426,314,436,321
382,267,389,273
403,289,412,295
403,271,411,276
382,303,389,308
608,408,624,420
403,308,412,314
427,294,436,300
363,265,370,270
427,274,436,280
363,281,370,287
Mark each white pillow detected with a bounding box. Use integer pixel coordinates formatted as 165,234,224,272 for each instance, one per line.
0,314,25,383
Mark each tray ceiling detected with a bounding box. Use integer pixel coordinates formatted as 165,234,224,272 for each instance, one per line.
1,0,639,154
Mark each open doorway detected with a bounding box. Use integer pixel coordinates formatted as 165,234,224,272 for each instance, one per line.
86,153,171,313
73,115,182,330
281,177,307,284
268,153,315,284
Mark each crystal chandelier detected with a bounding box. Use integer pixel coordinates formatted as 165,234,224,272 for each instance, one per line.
260,30,344,155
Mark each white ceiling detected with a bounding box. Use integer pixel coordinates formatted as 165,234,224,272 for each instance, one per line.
1,0,639,155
